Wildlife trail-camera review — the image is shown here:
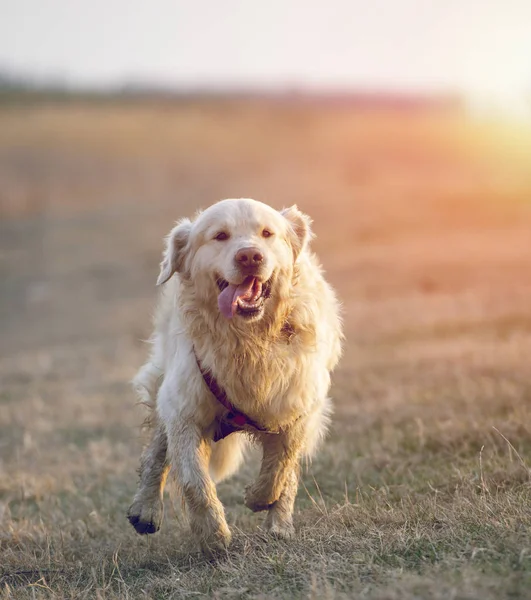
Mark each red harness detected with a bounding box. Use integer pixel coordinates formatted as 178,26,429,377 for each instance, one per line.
195,353,277,441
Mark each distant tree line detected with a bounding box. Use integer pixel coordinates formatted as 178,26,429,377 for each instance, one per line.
0,68,464,111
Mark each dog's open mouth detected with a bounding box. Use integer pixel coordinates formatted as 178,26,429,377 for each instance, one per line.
216,276,272,319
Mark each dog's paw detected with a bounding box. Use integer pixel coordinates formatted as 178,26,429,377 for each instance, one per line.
199,523,232,555
267,521,295,540
127,499,163,535
264,509,295,539
244,483,279,512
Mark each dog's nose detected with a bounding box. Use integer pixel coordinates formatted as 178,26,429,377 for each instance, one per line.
235,247,264,267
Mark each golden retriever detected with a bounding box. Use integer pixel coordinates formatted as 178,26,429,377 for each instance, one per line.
127,198,342,552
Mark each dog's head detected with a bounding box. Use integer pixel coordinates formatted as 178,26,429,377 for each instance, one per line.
157,198,312,323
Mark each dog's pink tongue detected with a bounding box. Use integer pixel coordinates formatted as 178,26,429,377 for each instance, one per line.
218,277,256,319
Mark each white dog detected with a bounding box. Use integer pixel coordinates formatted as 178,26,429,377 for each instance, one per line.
127,198,342,552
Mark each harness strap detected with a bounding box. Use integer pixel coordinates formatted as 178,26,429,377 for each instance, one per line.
194,352,276,441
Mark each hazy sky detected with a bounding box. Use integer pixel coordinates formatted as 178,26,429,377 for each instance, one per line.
1,0,531,95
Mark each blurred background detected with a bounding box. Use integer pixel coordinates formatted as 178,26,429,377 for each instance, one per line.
1,1,531,596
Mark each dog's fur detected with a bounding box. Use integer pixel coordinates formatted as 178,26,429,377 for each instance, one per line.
127,198,343,551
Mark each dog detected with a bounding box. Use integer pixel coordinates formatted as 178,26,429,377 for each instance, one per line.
127,198,342,552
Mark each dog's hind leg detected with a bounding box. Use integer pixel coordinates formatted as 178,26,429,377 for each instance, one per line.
127,418,169,534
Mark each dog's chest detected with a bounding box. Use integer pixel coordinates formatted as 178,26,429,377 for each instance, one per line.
212,343,312,428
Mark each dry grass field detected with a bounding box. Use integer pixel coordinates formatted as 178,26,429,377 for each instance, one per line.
1,99,531,599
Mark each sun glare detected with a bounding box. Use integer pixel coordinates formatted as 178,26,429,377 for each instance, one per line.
465,90,531,122
460,43,531,121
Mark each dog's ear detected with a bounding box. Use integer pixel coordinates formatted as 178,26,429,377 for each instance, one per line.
156,218,192,285
281,205,313,260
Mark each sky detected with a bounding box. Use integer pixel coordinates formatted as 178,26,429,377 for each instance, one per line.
1,0,531,100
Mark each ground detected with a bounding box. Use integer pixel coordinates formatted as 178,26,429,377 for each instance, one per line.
1,100,531,599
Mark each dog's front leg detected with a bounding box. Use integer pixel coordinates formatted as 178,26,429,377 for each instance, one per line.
263,466,299,538
127,418,169,534
166,416,231,553
244,427,303,513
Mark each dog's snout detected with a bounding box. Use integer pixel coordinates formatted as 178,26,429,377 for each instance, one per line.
235,247,264,267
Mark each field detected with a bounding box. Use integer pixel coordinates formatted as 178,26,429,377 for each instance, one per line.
1,99,531,599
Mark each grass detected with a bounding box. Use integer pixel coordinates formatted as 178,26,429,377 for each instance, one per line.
1,98,531,598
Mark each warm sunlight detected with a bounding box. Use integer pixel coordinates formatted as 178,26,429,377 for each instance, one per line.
465,91,531,122
460,34,531,120
3,2,531,596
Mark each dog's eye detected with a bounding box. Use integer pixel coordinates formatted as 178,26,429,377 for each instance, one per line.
262,229,273,238
214,232,229,241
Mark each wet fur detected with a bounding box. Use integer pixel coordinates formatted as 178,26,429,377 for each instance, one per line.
127,198,343,551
